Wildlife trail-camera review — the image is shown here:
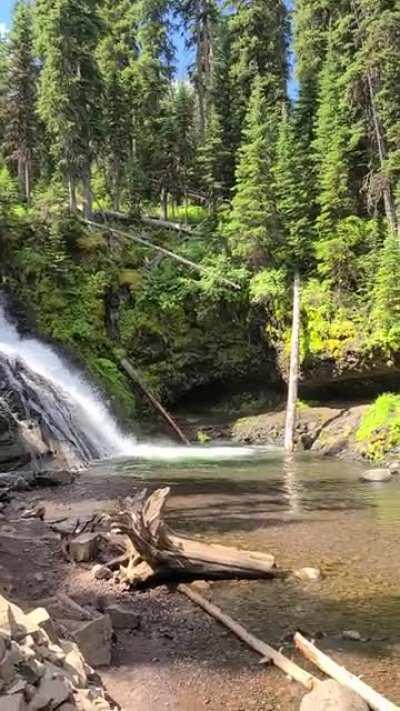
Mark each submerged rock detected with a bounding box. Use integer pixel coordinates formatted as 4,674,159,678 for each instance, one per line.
360,468,392,482
300,680,368,711
294,567,322,582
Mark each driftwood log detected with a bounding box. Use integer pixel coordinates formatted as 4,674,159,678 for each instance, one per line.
294,633,399,711
111,487,276,587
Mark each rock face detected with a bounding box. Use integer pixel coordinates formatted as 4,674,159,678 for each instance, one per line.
300,680,368,711
360,468,392,482
0,594,118,710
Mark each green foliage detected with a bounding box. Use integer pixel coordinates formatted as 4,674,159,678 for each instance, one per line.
226,75,279,265
356,394,400,460
369,236,400,352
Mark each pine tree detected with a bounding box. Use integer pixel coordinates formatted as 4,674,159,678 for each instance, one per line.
35,0,104,217
0,34,9,148
229,0,289,151
312,35,354,235
226,75,280,266
197,105,227,211
177,0,218,140
97,0,138,211
3,1,38,204
274,109,314,269
172,82,196,202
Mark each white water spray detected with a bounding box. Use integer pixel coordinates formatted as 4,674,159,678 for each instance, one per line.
0,301,258,462
0,303,136,458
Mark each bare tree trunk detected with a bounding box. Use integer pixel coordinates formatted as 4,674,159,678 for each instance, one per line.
160,186,168,221
68,175,77,213
284,270,301,453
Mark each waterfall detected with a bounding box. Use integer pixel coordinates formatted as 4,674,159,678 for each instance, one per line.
0,301,136,465
0,298,258,469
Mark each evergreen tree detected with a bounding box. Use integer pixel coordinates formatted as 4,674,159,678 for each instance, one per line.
35,0,104,217
177,0,218,140
0,34,9,148
4,1,38,204
197,105,227,211
274,109,314,269
229,0,289,151
312,35,354,235
97,0,139,211
172,82,196,202
226,75,279,266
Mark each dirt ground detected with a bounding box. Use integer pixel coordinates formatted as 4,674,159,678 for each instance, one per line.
1,470,400,710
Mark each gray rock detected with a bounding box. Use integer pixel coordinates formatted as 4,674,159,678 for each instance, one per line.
28,674,72,710
300,680,368,710
61,640,87,687
294,567,322,582
104,604,140,630
71,615,112,667
342,630,364,642
0,693,27,711
388,460,400,474
92,564,113,581
360,468,392,482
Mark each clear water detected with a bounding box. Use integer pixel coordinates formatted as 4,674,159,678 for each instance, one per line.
92,447,400,526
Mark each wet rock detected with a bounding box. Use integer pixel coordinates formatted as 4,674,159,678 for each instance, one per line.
190,580,211,592
104,604,140,630
0,650,16,684
70,533,99,563
294,567,322,582
6,677,27,694
300,680,368,710
360,468,392,483
92,564,113,581
71,615,112,667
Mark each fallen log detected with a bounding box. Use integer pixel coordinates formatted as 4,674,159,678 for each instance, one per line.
119,358,190,445
179,584,317,690
294,632,398,711
111,487,276,587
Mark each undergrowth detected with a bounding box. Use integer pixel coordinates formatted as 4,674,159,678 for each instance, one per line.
356,393,400,460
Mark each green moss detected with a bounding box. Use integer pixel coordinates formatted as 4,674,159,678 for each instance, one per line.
356,393,400,460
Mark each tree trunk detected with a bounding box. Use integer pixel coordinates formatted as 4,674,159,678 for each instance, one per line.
284,270,301,453
68,175,77,213
82,166,93,220
160,187,168,221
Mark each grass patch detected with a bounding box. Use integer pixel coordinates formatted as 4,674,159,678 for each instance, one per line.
356,393,400,460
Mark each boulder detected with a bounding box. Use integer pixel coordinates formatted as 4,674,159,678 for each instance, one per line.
360,468,392,483
104,605,140,630
294,567,322,582
69,534,99,563
71,615,112,667
300,680,368,711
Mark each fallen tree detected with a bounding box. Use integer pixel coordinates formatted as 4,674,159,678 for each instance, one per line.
110,487,277,587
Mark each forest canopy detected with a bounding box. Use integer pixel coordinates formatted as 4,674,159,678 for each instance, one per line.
1,0,400,410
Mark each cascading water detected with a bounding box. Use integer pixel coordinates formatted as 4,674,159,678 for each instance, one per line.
0,298,257,469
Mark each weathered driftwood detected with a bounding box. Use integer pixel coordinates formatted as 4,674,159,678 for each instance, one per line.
111,487,276,587
179,584,317,690
294,632,398,711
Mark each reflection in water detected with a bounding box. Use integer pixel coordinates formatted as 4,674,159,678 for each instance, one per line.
282,453,302,516
92,447,400,527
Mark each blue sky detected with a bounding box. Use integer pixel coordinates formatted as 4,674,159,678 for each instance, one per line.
1,0,296,92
